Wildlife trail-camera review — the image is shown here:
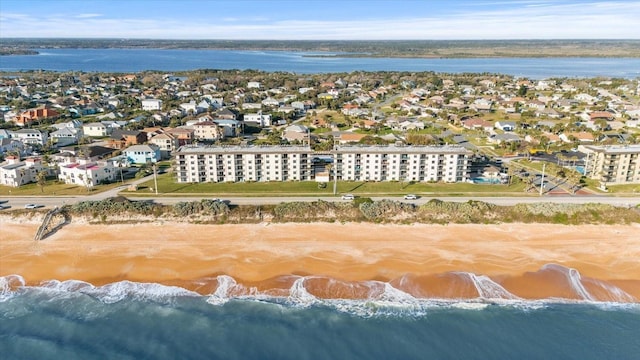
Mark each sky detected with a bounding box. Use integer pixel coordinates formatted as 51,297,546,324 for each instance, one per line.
1,0,639,40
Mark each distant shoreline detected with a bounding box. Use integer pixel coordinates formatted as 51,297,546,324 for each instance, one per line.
2,39,640,58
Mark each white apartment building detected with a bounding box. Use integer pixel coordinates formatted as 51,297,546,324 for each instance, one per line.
174,145,472,183
175,145,313,183
334,145,472,183
581,145,640,185
58,159,117,187
0,156,43,187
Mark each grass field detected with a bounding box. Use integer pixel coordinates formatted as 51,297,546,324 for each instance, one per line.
0,179,122,196
125,172,527,197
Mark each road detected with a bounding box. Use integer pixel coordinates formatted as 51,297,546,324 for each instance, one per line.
3,194,639,210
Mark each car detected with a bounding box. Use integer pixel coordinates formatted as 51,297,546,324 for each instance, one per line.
403,194,418,200
341,194,355,200
24,204,42,209
0,204,10,210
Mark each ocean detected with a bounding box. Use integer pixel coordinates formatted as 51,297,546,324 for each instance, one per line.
1,48,639,78
2,275,639,359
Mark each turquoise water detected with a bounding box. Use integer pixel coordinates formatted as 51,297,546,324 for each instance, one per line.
1,49,639,78
1,279,639,359
472,177,502,184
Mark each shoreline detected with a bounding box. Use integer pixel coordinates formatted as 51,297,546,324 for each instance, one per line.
2,219,639,301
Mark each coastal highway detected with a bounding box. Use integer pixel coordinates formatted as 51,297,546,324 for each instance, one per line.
2,195,640,210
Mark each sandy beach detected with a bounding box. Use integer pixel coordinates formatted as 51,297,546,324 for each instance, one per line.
2,218,639,301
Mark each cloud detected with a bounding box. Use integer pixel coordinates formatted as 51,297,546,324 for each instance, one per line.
75,13,102,19
1,1,638,39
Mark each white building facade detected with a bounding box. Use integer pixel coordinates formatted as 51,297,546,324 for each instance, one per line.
174,145,472,183
141,99,163,111
334,145,472,183
58,159,117,187
0,156,43,187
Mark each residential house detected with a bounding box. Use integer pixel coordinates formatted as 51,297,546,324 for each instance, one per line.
166,127,195,146
494,121,516,131
244,112,272,127
11,129,48,146
214,119,242,137
216,108,237,120
0,156,43,187
192,121,224,141
83,122,110,137
108,129,147,150
0,138,23,155
282,124,309,143
149,132,179,159
488,133,521,145
14,107,60,127
123,144,161,164
261,97,280,107
141,98,163,111
50,127,81,147
461,118,493,132
180,101,199,114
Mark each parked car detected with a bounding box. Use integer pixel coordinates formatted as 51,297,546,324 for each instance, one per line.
341,194,355,200
403,194,418,200
24,204,43,209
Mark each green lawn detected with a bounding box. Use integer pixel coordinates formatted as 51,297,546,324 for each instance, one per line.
0,179,123,196
125,172,526,197
606,183,640,194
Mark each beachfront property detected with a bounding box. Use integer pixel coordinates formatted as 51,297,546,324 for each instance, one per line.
174,145,472,183
0,156,43,187
334,145,472,183
58,158,117,187
581,145,640,185
175,145,314,183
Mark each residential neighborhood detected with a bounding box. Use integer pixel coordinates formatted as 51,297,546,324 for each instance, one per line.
1,70,639,193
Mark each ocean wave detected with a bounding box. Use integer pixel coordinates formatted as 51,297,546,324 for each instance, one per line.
2,270,638,317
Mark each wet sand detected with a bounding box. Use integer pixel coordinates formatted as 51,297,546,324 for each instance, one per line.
1,220,639,301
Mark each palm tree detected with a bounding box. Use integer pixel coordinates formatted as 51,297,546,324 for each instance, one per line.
36,170,47,193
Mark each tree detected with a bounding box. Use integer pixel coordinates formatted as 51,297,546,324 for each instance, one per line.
37,170,47,193
517,84,528,97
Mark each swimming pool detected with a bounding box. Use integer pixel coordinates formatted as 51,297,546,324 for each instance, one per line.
472,177,502,184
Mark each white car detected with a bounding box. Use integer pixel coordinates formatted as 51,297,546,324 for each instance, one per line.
403,194,418,200
24,204,42,209
341,194,355,200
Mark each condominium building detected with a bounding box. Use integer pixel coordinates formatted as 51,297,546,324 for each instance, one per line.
581,145,640,185
175,145,313,183
174,144,472,183
334,145,472,183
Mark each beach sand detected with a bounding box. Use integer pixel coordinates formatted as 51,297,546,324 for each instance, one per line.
2,219,639,301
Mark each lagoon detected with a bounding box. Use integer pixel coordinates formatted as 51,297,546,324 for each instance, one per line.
1,48,639,78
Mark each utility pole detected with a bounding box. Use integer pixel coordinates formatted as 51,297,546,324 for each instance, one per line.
333,138,338,195
539,163,546,196
153,163,158,195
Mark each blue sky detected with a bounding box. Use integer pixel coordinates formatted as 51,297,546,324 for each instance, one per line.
1,0,639,39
